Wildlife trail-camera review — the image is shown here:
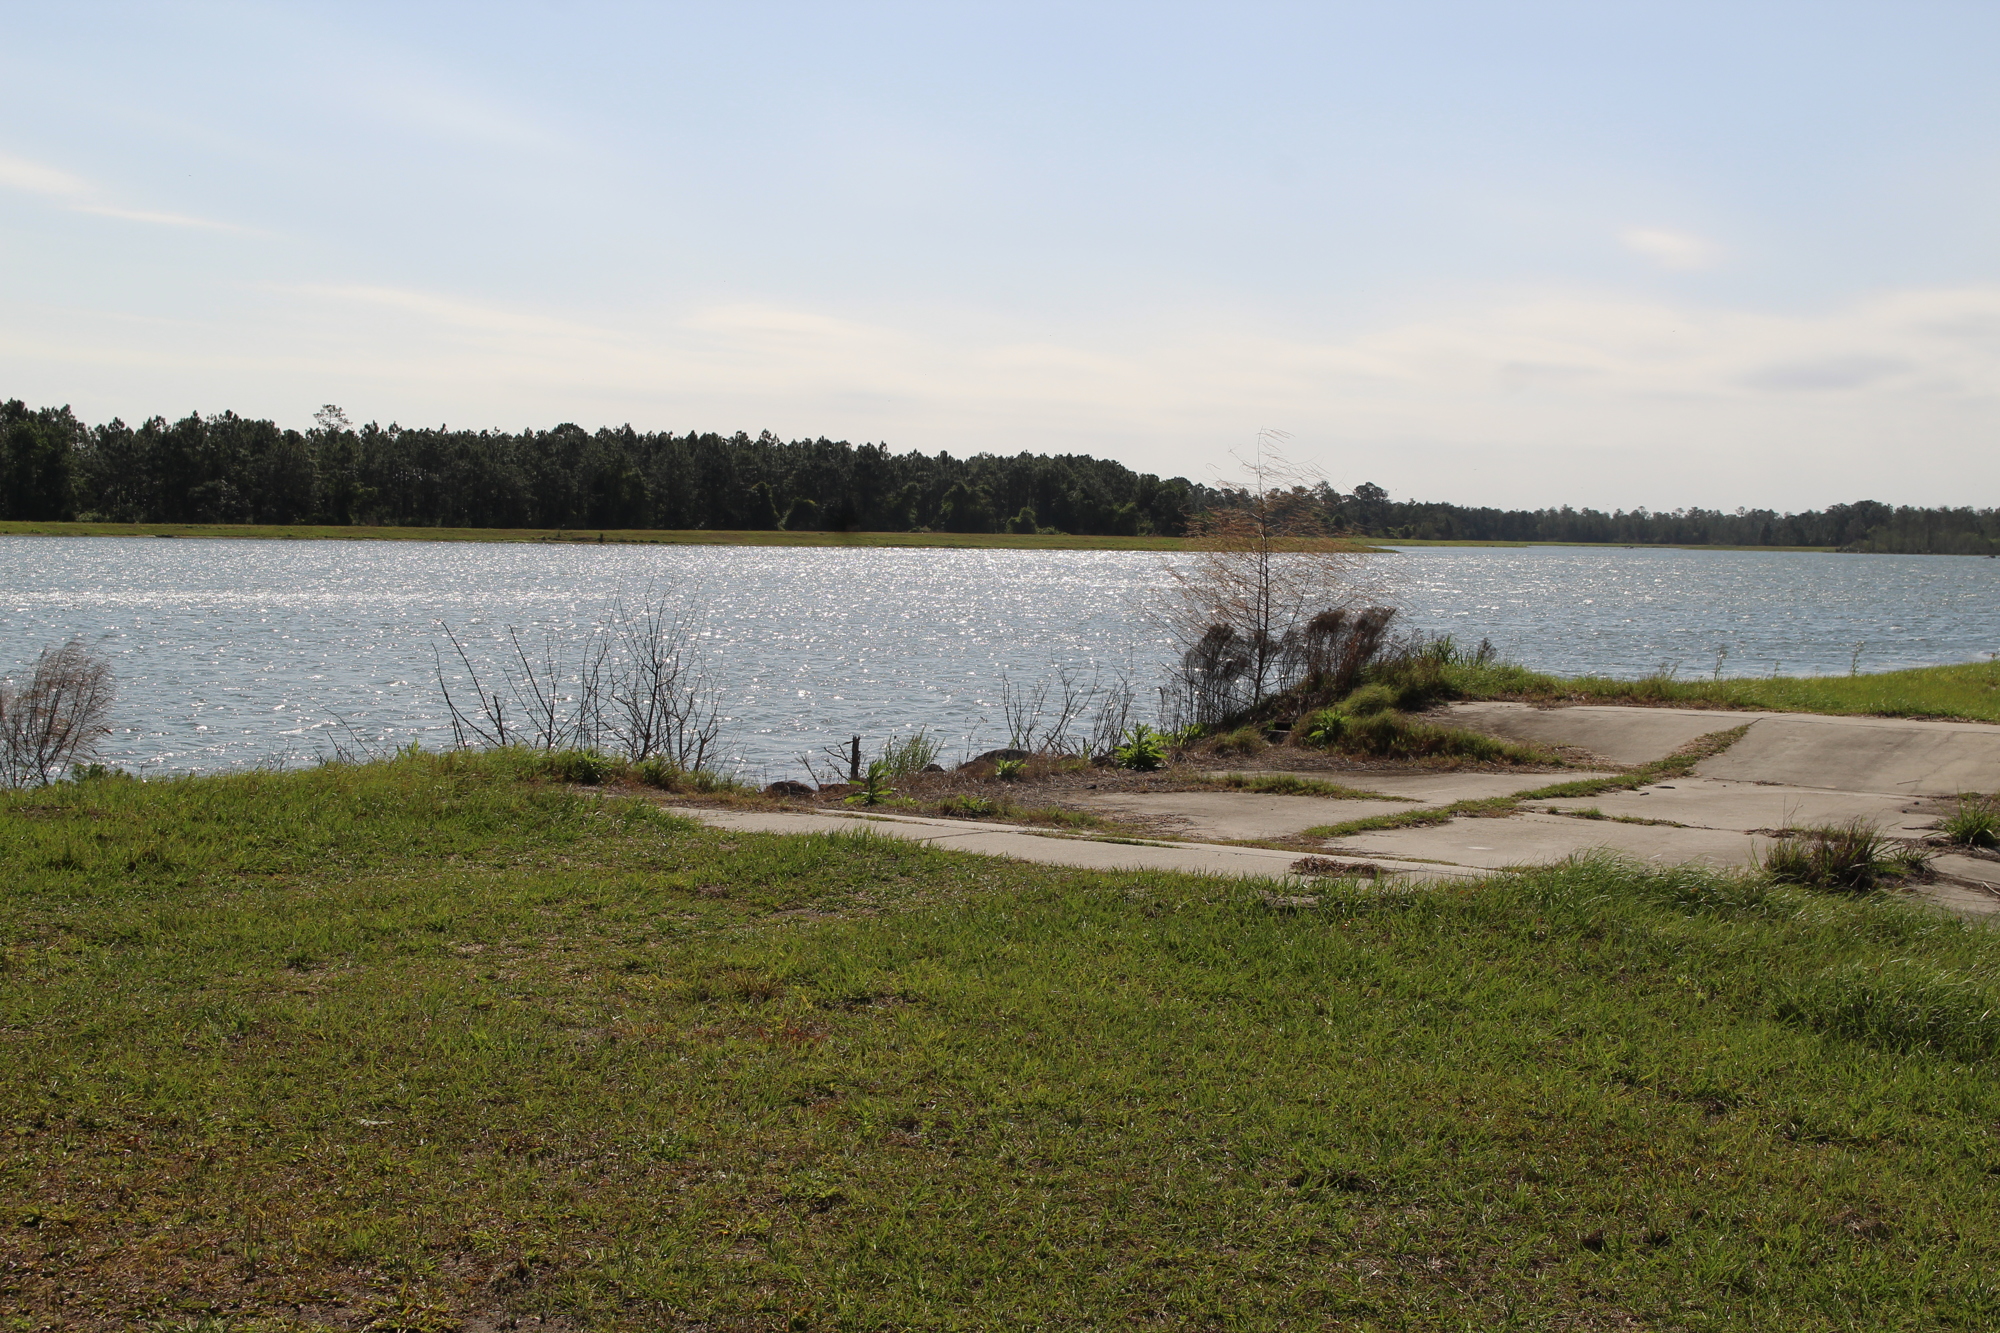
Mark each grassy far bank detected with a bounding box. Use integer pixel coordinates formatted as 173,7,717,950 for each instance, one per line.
1429,657,2000,726
0,519,1248,553
9,753,2000,1329
1377,538,1841,552
0,518,1903,553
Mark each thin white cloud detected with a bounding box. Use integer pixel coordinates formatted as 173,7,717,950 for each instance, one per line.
0,148,249,232
0,151,88,198
1621,226,1718,270
73,203,252,233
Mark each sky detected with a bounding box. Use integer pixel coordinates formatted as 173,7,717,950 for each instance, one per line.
3,1,1998,511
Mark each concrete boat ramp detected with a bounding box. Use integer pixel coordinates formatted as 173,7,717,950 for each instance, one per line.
670,703,2000,915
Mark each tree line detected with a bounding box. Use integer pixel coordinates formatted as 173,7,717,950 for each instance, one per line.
1296,482,2000,554
0,401,1197,536
2,398,1993,552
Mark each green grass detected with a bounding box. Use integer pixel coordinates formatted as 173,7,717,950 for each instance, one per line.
0,519,1379,553
1190,772,1408,801
9,752,2000,1328
1434,657,2000,725
1304,726,1749,840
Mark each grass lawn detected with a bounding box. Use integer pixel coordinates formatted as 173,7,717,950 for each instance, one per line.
1434,659,2000,726
7,751,2000,1330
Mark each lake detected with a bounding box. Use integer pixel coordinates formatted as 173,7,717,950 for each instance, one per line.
3,538,1995,780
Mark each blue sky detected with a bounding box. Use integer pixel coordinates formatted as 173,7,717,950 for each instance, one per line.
3,1,1997,509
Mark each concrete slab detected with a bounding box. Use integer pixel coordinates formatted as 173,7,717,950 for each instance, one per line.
665,804,1477,883
1536,777,1933,835
1694,714,2000,796
1329,812,1775,872
1446,702,1756,766
1068,790,1419,841
1935,853,2000,892
1916,880,2000,918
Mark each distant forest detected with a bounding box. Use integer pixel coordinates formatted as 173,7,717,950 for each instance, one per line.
2,399,1995,554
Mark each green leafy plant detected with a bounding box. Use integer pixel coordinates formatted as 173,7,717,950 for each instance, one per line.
1300,708,1348,747
846,760,897,805
1940,796,2000,849
992,757,1028,782
1113,724,1168,771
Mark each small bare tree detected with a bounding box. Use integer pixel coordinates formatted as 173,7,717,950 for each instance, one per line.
0,638,115,787
1159,431,1388,726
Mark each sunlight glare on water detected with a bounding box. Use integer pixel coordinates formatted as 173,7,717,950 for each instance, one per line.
2,537,1995,780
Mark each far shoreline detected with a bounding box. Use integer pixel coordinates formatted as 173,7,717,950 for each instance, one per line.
0,519,1863,554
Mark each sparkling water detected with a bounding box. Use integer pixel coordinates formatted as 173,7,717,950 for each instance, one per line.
2,537,1994,780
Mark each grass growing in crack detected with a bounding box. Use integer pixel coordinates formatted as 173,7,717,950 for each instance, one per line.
1939,795,2000,849
1542,806,1689,828
17,753,2000,1329
1190,772,1410,801
1762,820,1934,892
1305,727,1751,840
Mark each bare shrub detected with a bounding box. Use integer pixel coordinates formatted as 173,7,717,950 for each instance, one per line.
434,599,723,773
604,603,723,772
999,663,1141,759
0,638,115,787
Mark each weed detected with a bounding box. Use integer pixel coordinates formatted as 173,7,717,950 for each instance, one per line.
992,756,1028,782
1113,724,1168,771
1298,708,1350,746
1940,795,2000,849
846,760,897,805
879,729,943,776
1339,682,1400,716
1207,726,1268,757
541,748,616,785
1762,820,1925,892
633,757,747,794
1193,773,1402,800
1337,711,1554,763
935,794,998,818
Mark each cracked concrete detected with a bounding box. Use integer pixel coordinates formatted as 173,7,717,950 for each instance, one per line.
671,704,2000,916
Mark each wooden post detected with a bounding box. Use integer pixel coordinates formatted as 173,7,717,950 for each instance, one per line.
850,735,861,783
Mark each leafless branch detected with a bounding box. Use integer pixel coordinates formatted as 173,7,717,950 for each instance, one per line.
0,638,115,787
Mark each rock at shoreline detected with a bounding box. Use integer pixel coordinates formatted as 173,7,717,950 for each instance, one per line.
959,748,1031,771
764,780,813,798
